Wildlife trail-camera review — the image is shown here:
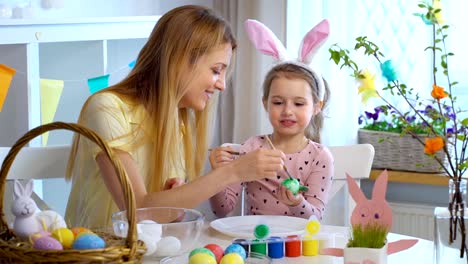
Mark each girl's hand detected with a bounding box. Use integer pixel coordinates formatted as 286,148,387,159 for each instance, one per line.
209,146,239,169
277,185,304,206
163,177,185,190
229,148,285,182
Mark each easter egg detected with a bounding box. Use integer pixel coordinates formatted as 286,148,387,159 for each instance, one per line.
137,220,162,239
189,247,216,259
138,232,158,256
29,230,51,243
52,228,74,249
71,227,92,238
72,233,106,249
189,252,217,264
33,236,63,250
204,243,224,263
281,178,308,195
224,244,246,260
154,236,181,256
254,224,269,239
220,253,245,264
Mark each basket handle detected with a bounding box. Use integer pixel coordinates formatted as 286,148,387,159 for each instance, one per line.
0,122,138,253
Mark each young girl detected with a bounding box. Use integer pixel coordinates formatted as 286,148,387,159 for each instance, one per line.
209,19,334,220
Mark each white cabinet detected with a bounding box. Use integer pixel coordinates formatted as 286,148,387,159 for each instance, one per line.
0,16,159,146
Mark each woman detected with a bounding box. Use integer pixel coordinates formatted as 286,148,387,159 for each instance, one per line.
65,5,285,228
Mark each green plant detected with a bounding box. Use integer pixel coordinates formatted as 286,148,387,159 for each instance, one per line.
347,224,388,249
329,0,468,258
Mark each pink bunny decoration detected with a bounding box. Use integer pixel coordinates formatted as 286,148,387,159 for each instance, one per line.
321,170,418,260
244,18,329,101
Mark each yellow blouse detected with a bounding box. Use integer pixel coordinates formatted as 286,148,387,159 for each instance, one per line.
65,92,184,229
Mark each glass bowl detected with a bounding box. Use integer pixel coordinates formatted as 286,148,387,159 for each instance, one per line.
160,252,272,264
112,207,204,259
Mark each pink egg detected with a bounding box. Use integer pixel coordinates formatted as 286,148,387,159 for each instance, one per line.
33,236,63,250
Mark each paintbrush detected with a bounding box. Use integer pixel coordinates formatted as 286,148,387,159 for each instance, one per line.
208,148,240,156
265,135,294,179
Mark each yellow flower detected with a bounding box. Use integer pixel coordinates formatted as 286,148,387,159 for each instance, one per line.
357,69,379,104
433,0,445,24
431,84,448,100
424,137,444,155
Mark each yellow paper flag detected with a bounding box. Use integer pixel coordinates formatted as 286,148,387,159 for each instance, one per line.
0,64,17,112
40,79,64,146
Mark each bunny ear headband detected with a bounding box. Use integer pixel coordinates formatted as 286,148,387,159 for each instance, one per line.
244,19,330,102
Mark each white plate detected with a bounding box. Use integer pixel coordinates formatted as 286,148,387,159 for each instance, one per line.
210,215,308,238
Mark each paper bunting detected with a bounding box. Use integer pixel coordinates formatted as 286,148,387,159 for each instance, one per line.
88,74,110,94
0,64,17,112
128,60,136,68
40,79,64,146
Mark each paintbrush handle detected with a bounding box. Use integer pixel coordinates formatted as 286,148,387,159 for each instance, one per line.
266,135,293,179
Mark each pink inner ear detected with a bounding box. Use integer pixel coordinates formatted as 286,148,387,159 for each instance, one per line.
244,19,287,60
300,19,330,62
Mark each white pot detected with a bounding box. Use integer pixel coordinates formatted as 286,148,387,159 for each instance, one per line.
343,243,387,264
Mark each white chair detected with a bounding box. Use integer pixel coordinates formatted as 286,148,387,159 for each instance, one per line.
322,143,375,226
0,146,71,224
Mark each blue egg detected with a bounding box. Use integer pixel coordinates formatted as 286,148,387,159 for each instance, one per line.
72,233,106,249
224,243,246,260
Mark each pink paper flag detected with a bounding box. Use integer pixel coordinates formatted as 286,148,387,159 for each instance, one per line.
0,64,16,112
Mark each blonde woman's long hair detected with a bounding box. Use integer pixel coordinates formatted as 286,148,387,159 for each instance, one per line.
67,5,237,192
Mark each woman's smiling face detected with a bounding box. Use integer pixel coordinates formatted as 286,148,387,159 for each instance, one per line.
179,43,233,111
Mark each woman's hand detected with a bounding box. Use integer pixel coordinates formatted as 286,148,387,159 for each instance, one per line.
277,185,304,206
229,148,285,182
209,146,239,169
163,178,185,190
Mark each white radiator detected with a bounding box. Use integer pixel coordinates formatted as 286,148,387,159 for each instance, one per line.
389,202,435,241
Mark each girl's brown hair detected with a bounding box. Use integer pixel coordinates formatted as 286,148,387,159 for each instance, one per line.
262,63,330,143
67,5,237,192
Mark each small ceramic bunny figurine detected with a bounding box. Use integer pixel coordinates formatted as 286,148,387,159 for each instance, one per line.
11,180,66,240
321,170,418,259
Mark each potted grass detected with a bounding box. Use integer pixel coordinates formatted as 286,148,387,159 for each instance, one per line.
344,223,389,264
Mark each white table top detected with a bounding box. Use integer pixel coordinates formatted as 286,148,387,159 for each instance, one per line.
146,221,434,264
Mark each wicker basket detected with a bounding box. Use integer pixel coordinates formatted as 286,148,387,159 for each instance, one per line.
0,122,147,263
358,129,449,173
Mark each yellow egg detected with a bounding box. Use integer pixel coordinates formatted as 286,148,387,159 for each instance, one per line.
220,253,245,264
189,252,217,264
51,228,74,249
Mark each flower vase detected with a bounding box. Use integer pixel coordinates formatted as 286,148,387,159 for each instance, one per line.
343,243,387,264
434,179,468,264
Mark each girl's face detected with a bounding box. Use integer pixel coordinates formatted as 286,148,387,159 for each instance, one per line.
264,76,321,137
179,43,233,110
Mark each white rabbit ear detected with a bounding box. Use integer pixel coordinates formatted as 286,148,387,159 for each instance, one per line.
24,179,34,197
13,180,24,200
372,169,389,201
346,173,367,204
244,19,288,61
298,19,330,64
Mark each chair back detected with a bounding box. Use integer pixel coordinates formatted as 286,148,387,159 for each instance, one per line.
323,143,375,226
0,145,71,223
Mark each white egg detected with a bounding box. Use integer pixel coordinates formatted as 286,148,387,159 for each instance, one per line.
154,236,181,256
138,232,158,256
137,220,162,240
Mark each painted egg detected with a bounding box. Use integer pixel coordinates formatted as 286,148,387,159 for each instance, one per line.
33,236,63,250
189,252,217,264
29,231,51,243
220,253,245,264
189,247,216,259
138,232,157,256
70,227,92,238
204,243,224,263
154,236,181,256
224,244,246,260
137,220,162,239
52,228,74,249
72,233,106,249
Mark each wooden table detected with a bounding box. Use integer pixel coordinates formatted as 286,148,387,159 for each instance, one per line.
146,221,434,264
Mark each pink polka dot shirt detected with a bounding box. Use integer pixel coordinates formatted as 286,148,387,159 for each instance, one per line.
210,135,334,220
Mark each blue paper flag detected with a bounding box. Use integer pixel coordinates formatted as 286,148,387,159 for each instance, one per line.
128,60,136,68
88,74,110,94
